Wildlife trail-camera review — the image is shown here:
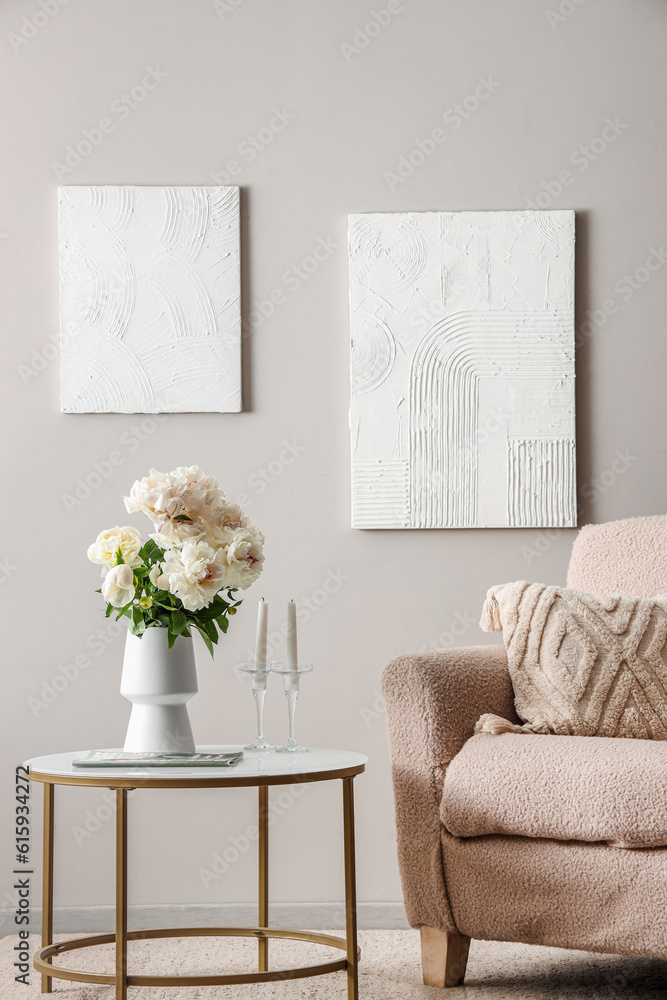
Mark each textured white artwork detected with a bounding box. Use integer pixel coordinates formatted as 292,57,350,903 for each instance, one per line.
349,210,576,528
59,186,241,413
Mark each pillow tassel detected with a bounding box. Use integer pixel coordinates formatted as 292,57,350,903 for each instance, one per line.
480,589,503,632
475,713,533,735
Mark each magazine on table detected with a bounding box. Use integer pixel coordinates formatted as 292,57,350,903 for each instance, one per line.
72,750,244,768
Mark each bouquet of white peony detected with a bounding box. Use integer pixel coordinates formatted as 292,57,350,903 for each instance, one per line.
87,466,264,655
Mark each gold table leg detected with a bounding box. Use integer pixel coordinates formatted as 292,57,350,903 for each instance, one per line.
343,777,359,1000
115,789,128,1000
258,784,269,972
41,783,54,995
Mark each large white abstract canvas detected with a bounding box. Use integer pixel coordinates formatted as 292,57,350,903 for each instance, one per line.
349,210,576,528
59,186,241,413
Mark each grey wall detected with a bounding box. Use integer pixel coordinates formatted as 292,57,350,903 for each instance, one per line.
2,0,666,922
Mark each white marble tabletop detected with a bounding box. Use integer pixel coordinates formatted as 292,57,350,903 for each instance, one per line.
24,746,368,785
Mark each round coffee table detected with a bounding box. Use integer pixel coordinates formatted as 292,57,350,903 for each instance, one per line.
25,746,367,1000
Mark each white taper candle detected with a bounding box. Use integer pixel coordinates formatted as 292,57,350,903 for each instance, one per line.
286,600,298,669
255,598,268,670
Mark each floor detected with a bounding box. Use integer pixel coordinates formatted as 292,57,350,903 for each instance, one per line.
2,929,666,998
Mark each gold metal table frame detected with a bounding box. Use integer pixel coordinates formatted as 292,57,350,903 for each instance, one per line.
28,756,365,1000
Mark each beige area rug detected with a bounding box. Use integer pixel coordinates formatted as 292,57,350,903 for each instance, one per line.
2,930,666,998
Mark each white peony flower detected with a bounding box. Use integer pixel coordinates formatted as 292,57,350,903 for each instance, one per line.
222,524,265,590
162,540,227,611
149,519,206,549
124,467,189,525
102,563,136,607
169,466,223,517
155,500,248,552
125,466,227,548
206,502,250,545
87,526,143,576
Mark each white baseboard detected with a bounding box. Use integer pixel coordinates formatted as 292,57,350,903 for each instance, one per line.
1,901,408,938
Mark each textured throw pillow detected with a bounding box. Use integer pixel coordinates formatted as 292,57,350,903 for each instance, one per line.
477,581,667,740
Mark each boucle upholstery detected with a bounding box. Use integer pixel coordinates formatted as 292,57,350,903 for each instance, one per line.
441,732,667,847
477,581,667,739
567,513,667,596
443,830,667,958
382,646,515,931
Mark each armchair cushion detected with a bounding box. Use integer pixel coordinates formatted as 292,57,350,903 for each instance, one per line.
441,732,667,848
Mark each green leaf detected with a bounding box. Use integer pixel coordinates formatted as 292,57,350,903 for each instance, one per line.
171,609,188,635
167,629,177,649
217,615,229,633
195,625,214,658
194,605,224,622
128,616,146,636
141,539,163,562
172,514,193,522
105,604,114,618
153,595,174,609
202,619,218,644
114,599,134,621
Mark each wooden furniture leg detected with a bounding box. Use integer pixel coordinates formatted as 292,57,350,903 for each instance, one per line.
420,926,470,987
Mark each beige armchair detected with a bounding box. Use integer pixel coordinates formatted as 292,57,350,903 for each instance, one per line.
382,514,667,987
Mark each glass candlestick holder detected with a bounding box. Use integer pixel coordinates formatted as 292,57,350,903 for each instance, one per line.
238,662,275,752
270,662,313,753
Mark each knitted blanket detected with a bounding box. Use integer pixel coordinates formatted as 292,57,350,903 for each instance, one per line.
478,581,667,740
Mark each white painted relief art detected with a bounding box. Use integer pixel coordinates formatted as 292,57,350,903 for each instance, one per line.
349,210,576,528
59,185,241,413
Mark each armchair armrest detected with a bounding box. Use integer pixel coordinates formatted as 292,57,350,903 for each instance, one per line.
382,645,514,931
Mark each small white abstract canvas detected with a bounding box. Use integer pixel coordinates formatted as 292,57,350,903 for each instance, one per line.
349,210,576,528
59,186,241,413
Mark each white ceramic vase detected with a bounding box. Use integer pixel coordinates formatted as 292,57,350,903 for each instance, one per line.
120,628,198,753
